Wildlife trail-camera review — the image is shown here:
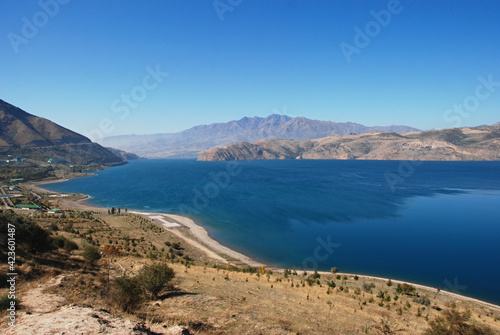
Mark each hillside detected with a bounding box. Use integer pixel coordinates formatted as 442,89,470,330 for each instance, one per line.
0,99,124,166
198,126,500,161
99,115,419,158
1,203,499,334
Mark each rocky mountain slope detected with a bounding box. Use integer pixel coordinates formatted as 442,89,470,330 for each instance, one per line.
198,126,500,161
0,99,124,165
99,114,419,158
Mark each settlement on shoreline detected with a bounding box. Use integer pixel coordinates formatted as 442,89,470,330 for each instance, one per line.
27,180,500,312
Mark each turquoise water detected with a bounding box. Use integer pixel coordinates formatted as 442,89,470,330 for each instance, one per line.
43,159,500,305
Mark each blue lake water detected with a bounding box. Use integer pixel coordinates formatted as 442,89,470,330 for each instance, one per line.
43,159,500,305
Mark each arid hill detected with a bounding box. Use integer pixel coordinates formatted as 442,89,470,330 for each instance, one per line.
198,126,500,161
0,99,125,165
0,99,91,148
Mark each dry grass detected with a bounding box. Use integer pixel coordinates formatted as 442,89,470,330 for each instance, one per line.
4,212,500,334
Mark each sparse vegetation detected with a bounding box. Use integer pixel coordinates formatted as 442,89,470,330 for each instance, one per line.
424,303,494,335
82,243,101,266
1,210,499,335
111,275,143,312
136,262,175,299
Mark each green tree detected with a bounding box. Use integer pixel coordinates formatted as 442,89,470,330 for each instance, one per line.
137,262,175,299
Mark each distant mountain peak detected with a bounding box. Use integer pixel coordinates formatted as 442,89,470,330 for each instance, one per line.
99,114,420,159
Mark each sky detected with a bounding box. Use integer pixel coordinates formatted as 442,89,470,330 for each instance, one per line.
1,0,499,140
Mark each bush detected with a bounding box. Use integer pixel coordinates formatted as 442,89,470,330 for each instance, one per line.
82,244,101,266
111,276,143,312
51,236,78,252
52,236,66,249
396,283,416,296
424,303,494,335
137,262,175,300
363,282,375,292
0,213,51,252
413,295,431,306
64,239,78,252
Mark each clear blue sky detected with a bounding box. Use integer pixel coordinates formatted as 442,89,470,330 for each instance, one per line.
1,0,499,139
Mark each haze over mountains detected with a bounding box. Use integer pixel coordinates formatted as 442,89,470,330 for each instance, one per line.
0,99,127,165
99,115,420,158
198,126,500,161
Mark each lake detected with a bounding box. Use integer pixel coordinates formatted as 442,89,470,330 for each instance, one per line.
43,159,500,305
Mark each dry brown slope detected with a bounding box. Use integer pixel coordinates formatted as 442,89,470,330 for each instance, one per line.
198,126,500,161
0,99,91,148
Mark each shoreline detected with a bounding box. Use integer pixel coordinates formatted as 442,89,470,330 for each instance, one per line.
28,178,500,311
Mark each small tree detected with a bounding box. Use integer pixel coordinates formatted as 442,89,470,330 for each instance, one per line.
111,276,143,312
137,262,175,300
82,243,101,267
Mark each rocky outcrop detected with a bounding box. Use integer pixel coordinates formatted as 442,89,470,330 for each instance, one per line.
198,126,500,161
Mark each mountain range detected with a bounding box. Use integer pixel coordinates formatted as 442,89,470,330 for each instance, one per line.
198,126,500,161
99,115,420,158
0,99,127,165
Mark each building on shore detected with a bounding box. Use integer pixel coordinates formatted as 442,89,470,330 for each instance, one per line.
15,204,42,211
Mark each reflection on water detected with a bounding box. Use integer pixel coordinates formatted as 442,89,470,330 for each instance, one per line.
43,159,500,304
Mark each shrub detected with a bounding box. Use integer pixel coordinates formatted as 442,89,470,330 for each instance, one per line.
52,236,78,252
306,276,315,286
396,283,416,296
63,238,78,252
424,303,494,335
82,243,101,266
363,282,375,292
137,262,175,300
111,276,143,312
0,213,51,252
52,236,66,249
413,295,431,306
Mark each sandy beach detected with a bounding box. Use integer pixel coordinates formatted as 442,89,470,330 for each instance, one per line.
27,179,500,312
